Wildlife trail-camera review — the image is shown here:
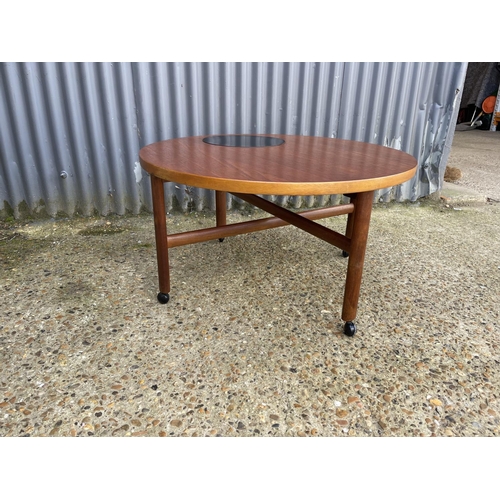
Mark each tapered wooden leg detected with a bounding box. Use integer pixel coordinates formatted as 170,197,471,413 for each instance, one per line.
341,191,374,324
345,196,356,239
151,175,170,302
342,194,356,257
215,191,227,226
216,191,227,242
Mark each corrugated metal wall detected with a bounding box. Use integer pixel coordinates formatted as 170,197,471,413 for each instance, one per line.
0,62,467,219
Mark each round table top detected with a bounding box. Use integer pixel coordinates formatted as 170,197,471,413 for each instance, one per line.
139,134,418,196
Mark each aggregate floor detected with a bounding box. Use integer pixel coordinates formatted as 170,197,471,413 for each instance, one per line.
448,128,500,201
1,193,499,437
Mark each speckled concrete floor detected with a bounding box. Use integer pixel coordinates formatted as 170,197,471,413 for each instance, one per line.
1,187,499,437
448,129,500,201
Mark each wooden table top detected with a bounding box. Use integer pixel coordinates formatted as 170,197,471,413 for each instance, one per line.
139,134,418,196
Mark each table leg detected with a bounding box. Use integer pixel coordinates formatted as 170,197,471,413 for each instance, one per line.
341,191,374,335
342,193,356,258
151,175,170,303
215,191,227,242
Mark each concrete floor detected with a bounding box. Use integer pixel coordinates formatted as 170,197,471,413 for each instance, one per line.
1,130,499,437
447,128,500,201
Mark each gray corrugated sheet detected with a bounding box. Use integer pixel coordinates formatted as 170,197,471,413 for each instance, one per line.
0,62,467,218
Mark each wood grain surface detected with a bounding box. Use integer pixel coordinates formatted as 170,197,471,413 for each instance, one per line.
140,134,417,196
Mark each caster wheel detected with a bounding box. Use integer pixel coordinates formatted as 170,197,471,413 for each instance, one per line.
342,250,349,258
157,292,170,304
219,238,224,242
343,321,356,337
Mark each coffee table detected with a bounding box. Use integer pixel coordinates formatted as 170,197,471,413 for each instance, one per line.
139,134,417,336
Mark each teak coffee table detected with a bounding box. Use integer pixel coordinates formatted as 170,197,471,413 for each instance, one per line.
139,134,417,336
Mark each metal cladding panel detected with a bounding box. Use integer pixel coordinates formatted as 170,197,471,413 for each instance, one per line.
0,62,467,218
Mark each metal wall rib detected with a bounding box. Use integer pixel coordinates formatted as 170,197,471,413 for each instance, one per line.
0,62,467,219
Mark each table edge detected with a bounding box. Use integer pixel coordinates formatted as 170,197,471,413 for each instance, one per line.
140,160,418,196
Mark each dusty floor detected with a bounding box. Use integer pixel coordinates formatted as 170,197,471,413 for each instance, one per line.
1,131,499,438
